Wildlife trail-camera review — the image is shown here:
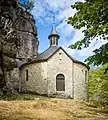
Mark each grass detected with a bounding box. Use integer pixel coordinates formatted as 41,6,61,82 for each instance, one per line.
0,94,107,120
0,94,108,120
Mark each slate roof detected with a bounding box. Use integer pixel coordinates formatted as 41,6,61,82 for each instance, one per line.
35,46,59,61
19,46,89,70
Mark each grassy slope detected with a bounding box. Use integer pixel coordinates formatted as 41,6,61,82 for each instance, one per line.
0,98,108,120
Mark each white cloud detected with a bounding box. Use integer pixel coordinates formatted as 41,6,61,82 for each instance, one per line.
32,0,81,24
57,21,74,39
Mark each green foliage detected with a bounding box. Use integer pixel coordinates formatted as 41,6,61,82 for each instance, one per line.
88,66,108,107
85,43,108,66
18,0,34,11
67,0,108,68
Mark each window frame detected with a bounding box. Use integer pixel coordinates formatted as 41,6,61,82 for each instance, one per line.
56,74,65,91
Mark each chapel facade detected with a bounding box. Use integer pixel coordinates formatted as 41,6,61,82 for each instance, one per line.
19,25,89,101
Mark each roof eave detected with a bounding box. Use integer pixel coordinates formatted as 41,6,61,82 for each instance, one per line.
48,34,60,39
19,59,47,69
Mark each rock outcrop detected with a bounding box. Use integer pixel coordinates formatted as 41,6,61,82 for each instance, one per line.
0,0,17,88
0,0,38,92
15,8,38,61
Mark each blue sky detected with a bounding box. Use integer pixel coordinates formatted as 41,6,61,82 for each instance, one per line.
25,0,106,63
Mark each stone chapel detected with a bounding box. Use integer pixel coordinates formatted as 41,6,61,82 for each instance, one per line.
19,24,89,101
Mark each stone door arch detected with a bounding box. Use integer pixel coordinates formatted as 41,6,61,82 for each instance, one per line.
56,74,65,91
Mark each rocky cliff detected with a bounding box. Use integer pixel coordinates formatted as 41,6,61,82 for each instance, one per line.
0,0,38,92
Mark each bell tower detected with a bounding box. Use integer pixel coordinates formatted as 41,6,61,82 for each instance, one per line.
48,16,60,46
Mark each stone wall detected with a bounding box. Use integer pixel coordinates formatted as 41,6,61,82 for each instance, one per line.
47,49,73,98
20,62,48,95
73,63,88,101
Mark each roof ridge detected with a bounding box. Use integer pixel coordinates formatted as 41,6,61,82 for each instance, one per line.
37,46,59,57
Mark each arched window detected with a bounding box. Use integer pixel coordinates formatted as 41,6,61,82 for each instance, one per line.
56,74,65,91
26,69,28,81
85,71,87,83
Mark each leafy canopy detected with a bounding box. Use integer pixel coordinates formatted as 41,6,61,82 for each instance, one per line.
67,0,108,69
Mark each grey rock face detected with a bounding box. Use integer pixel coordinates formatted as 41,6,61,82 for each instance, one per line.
0,0,18,88
15,8,38,61
0,0,38,91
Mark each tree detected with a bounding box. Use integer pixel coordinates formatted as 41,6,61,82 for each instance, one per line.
67,0,108,70
88,66,108,106
18,0,34,11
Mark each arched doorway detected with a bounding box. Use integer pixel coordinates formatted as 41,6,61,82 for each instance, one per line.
56,74,65,91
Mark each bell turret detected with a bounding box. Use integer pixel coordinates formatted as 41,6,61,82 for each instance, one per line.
48,17,60,46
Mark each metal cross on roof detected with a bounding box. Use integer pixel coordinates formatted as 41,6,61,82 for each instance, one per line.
53,15,55,27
